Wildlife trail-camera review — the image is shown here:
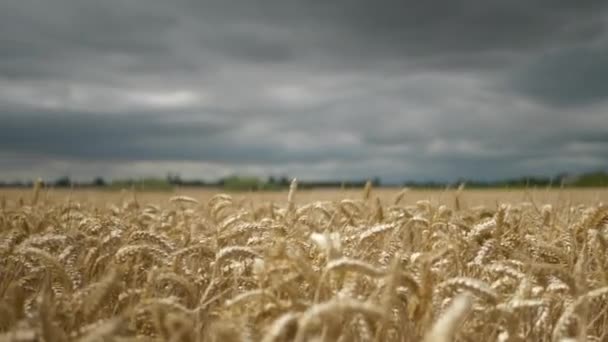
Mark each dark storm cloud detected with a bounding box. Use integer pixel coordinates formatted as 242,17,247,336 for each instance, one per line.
0,109,364,164
0,109,230,160
1,0,608,182
3,0,607,78
508,44,608,106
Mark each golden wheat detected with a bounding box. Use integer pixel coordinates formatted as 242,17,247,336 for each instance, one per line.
0,185,607,341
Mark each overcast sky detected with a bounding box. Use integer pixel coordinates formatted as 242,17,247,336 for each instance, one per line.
1,0,608,183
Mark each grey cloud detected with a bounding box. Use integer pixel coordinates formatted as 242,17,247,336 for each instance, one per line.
0,109,365,165
508,44,608,106
1,0,608,182
0,110,225,159
3,0,607,82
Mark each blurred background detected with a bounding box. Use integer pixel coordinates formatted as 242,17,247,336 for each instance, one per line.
1,0,607,190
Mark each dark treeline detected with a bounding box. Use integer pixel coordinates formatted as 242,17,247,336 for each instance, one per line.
1,171,607,191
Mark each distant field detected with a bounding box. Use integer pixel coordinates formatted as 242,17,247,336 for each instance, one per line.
1,186,607,208
1,185,607,341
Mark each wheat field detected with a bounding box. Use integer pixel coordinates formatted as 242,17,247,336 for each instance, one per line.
1,183,607,341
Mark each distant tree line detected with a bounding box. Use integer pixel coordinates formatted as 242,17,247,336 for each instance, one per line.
403,172,608,189
0,171,607,191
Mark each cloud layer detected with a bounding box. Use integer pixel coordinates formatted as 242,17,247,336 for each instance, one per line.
1,0,608,182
